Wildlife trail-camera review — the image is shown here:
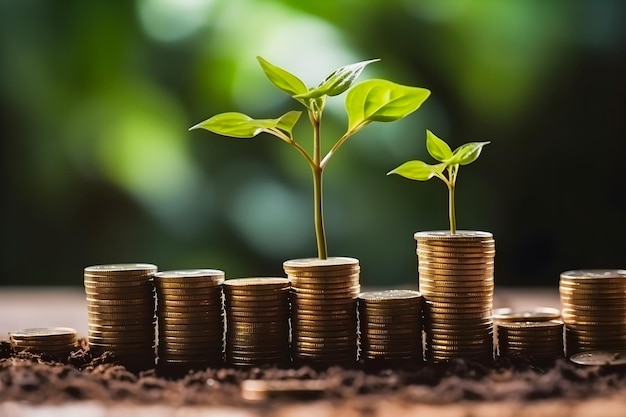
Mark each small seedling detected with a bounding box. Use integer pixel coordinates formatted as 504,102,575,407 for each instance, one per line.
191,57,430,259
388,130,489,234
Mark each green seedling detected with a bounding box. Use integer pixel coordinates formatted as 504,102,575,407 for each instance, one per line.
191,57,430,259
388,130,489,234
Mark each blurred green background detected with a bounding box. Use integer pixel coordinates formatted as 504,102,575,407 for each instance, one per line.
1,0,624,288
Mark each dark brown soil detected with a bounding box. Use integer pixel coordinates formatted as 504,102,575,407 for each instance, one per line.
1,340,625,407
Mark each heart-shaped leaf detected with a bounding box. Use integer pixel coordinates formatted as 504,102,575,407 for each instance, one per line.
257,56,308,98
346,80,431,131
448,141,491,165
426,130,452,162
189,111,301,141
295,59,380,100
387,160,445,181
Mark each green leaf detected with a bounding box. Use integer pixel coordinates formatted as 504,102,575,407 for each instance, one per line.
426,130,452,162
257,56,308,98
346,79,431,131
276,110,302,135
295,59,380,100
189,111,300,141
447,141,491,165
387,160,445,181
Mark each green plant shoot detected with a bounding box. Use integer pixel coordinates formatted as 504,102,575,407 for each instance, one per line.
190,57,430,259
388,130,489,235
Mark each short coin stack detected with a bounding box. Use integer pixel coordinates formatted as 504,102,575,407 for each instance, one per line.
223,278,290,367
9,327,77,356
497,321,564,361
155,269,225,368
358,290,423,363
559,269,626,355
284,257,360,365
416,231,495,362
84,264,157,370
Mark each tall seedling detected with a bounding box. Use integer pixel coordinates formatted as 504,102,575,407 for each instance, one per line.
191,57,430,259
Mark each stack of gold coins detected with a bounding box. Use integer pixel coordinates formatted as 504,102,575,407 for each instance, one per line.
84,263,157,370
415,231,495,362
497,320,564,361
9,327,77,356
358,290,423,363
559,269,626,355
154,269,225,368
223,278,290,367
284,258,360,365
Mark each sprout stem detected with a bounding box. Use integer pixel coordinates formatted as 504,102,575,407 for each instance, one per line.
448,182,456,235
311,109,328,259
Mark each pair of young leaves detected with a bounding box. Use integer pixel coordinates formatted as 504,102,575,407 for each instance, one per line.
190,57,431,165
389,130,489,183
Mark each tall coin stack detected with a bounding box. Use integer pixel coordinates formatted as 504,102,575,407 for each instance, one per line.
357,290,423,363
84,263,157,370
559,269,626,355
155,269,225,368
284,257,360,366
415,231,495,362
223,278,290,367
9,327,78,357
496,321,564,361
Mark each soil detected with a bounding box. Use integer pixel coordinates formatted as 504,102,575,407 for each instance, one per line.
1,340,625,411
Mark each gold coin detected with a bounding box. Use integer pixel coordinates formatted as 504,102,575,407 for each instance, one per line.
284,257,359,270
156,293,222,302
568,350,626,366
83,279,153,289
227,295,289,304
561,269,626,279
224,277,289,288
9,327,77,340
85,284,153,294
358,289,422,302
417,247,496,257
85,263,157,274
155,268,224,280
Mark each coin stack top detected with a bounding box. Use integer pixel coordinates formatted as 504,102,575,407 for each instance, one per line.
155,269,225,369
84,263,157,370
284,257,360,366
416,231,495,363
497,320,564,361
223,277,290,367
492,307,561,323
559,269,626,355
9,327,77,357
358,290,423,364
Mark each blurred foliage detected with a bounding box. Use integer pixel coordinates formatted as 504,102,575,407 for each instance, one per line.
1,0,624,287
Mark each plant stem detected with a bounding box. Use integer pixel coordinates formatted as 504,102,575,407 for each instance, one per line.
312,165,327,259
311,109,328,259
446,164,459,235
448,182,456,235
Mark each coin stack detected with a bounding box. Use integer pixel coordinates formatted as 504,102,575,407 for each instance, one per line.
84,263,157,370
559,269,626,355
284,257,360,365
154,269,225,368
9,327,77,357
223,278,290,367
415,231,495,362
358,290,423,363
496,321,564,361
